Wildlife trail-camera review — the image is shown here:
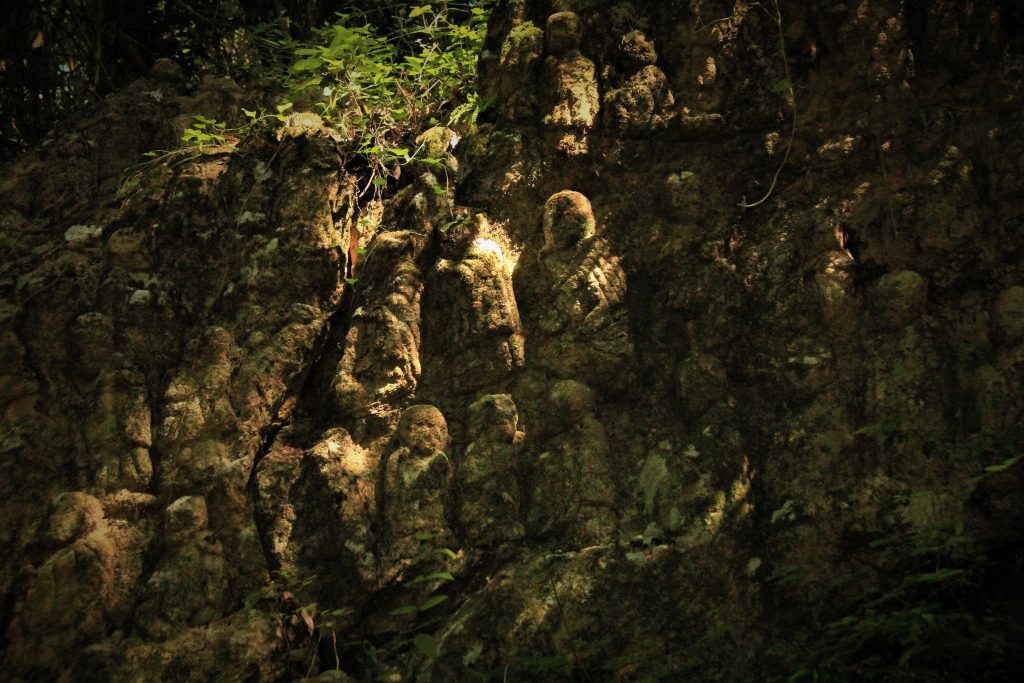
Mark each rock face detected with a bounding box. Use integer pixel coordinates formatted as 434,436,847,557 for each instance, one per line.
2,1,1024,681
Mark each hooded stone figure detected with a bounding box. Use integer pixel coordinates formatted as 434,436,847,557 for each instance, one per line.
514,190,638,394
136,495,230,639
380,404,454,568
527,379,616,547
455,393,527,546
543,10,599,154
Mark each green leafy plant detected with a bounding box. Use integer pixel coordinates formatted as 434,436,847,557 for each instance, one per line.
359,532,458,681
127,2,491,201
768,455,1024,682
281,2,490,187
117,113,254,198
180,114,231,148
245,567,353,678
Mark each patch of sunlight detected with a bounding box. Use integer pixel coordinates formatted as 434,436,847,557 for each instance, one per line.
471,237,505,259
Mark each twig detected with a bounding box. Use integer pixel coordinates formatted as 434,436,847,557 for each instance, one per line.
739,0,796,209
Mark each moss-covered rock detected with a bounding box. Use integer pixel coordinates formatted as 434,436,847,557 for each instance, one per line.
396,404,450,456
872,269,928,330
545,11,581,56
604,64,675,135
542,190,596,250
619,29,658,71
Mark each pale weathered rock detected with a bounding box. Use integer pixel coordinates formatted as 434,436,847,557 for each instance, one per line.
423,232,525,393
64,224,103,245
2,1,1023,680
332,231,428,430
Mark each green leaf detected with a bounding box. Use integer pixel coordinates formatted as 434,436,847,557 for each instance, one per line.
985,455,1022,473
408,571,455,585
852,420,902,437
433,547,457,560
430,183,447,195
242,108,257,119
772,78,792,93
770,499,795,524
294,76,322,90
372,176,388,187
345,277,359,285
385,148,409,157
356,247,368,256
419,594,448,610
389,605,418,617
292,57,324,72
409,5,432,19
412,633,440,659
276,102,294,113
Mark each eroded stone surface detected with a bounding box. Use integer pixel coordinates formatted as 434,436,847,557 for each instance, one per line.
136,496,230,639
2,1,1024,681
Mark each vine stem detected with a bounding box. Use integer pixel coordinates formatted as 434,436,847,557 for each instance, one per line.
739,0,796,209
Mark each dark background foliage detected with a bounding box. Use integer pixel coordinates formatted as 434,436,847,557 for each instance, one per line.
0,0,486,161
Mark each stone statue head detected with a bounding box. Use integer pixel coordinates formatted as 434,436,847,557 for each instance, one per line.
397,404,450,455
543,190,596,251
